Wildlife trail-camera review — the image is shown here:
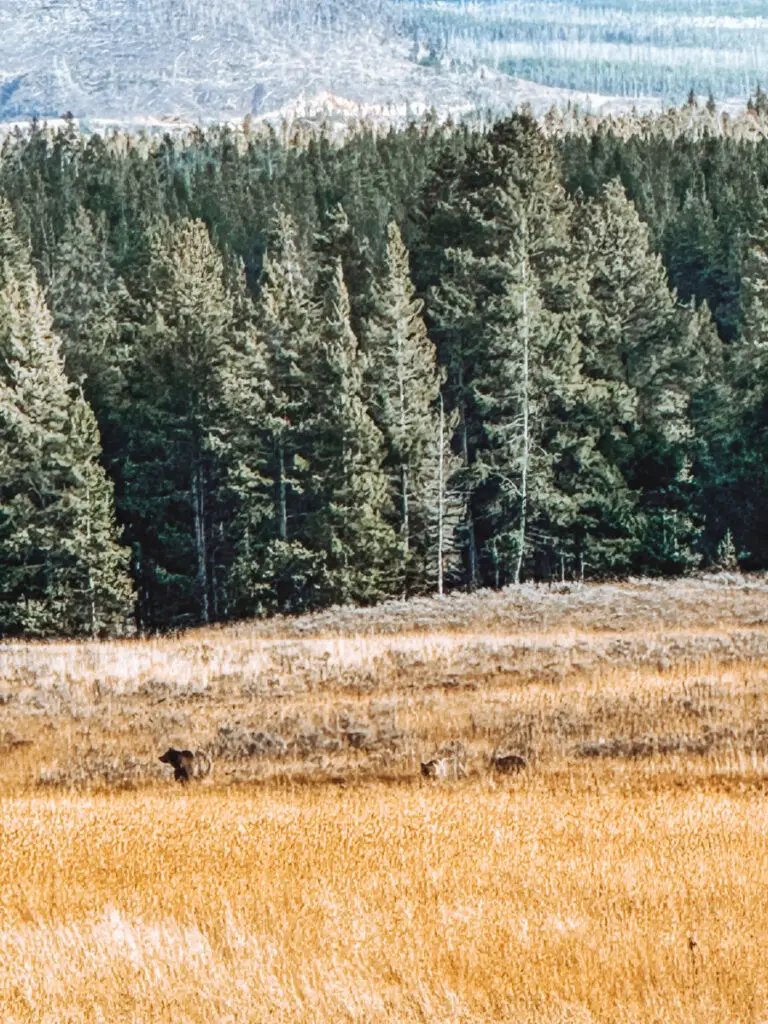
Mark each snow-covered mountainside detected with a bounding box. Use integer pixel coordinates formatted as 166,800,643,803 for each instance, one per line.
1,0,535,127
401,0,768,107
0,0,761,127
0,0,394,123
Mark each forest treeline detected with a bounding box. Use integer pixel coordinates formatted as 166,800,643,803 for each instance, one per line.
2,100,768,635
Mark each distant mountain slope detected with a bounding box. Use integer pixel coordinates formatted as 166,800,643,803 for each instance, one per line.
0,0,397,122
400,0,768,105
0,0,761,126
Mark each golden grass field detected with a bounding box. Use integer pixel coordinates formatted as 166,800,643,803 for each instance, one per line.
2,575,768,1022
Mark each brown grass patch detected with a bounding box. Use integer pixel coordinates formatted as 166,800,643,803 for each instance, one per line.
2,779,768,1022
2,576,768,1020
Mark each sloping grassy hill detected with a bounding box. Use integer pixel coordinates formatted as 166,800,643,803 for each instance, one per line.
1,573,767,790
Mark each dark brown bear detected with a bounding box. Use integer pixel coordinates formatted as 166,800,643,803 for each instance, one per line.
492,752,528,774
159,747,213,783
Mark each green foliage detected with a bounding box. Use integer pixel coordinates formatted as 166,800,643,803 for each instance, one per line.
421,119,643,582
0,202,133,636
574,180,710,573
124,217,238,628
366,222,442,593
307,259,396,604
46,208,132,416
0,104,767,633
714,529,740,572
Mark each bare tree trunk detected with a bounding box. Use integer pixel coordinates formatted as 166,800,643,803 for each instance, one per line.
398,337,409,598
514,249,530,587
193,461,210,624
277,438,287,541
456,364,478,590
212,520,226,622
85,482,97,638
437,390,445,598
401,463,409,598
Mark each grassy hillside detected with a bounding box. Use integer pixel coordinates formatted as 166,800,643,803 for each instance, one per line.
2,575,768,1021
2,574,768,789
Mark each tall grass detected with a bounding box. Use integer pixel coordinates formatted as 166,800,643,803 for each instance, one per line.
2,780,768,1022
2,576,768,1020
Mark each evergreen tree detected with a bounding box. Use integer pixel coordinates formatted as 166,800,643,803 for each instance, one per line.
714,528,740,571
717,219,768,567
577,182,697,437
314,203,374,342
574,181,707,573
226,209,324,614
260,210,316,545
58,394,136,635
307,259,395,603
124,217,235,628
365,221,442,593
421,389,465,596
737,217,768,398
0,203,133,636
219,308,274,618
472,235,571,584
475,223,640,583
46,207,132,418
425,116,639,583
425,244,485,587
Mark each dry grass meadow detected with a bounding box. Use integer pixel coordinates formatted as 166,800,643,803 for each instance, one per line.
3,574,768,1022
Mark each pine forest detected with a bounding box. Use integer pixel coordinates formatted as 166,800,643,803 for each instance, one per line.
3,97,768,636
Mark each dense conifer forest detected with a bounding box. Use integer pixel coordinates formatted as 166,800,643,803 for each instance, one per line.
2,97,768,635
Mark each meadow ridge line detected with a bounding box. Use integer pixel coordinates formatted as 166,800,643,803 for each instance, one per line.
3,622,768,657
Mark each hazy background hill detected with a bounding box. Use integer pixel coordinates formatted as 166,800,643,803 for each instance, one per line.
402,0,768,106
0,0,765,126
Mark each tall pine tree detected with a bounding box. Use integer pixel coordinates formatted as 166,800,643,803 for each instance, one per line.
365,222,442,594
425,116,638,583
124,217,236,628
46,206,132,420
306,259,395,603
0,201,133,636
574,180,708,573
